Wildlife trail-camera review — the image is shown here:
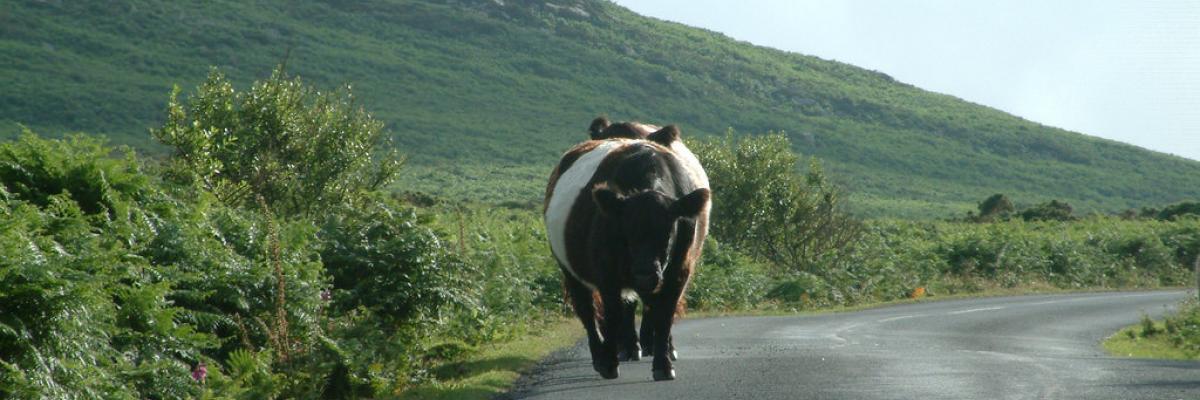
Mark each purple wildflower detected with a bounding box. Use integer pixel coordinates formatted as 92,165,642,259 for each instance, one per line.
192,362,207,383
320,289,332,302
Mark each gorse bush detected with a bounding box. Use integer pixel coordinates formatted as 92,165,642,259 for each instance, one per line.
153,66,403,217
692,132,861,275
971,193,1015,222
1018,200,1075,222
1157,201,1200,221
319,195,475,329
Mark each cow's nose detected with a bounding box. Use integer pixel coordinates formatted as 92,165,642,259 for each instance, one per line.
634,275,660,293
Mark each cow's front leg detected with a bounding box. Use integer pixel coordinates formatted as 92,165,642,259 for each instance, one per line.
639,303,678,361
650,287,685,381
617,298,641,361
563,275,609,378
596,288,625,379
639,302,654,358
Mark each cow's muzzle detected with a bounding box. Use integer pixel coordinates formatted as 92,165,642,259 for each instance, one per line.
634,273,662,294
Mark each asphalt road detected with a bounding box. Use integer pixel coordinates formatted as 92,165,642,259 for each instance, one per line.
505,291,1200,400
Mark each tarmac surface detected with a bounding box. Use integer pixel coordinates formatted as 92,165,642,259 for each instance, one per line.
505,291,1200,400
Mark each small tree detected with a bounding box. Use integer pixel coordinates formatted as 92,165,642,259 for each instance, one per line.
692,132,861,274
1157,201,1200,220
153,66,403,216
1019,200,1074,222
976,193,1014,221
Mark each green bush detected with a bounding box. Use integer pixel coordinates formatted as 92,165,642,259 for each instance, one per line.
319,195,474,329
688,238,771,311
1158,201,1200,220
0,133,470,398
0,130,149,215
143,66,493,397
442,206,562,335
1161,300,1200,356
691,132,861,275
766,272,834,308
0,134,219,399
152,66,403,217
974,193,1015,222
1018,200,1075,222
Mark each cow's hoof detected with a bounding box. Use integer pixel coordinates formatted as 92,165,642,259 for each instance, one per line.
617,350,641,361
669,350,678,361
652,368,676,381
641,349,652,358
594,364,619,380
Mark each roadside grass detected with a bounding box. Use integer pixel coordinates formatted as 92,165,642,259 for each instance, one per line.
400,319,581,400
1103,321,1198,361
1103,298,1200,362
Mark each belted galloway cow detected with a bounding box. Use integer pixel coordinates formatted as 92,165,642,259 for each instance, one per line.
544,119,710,381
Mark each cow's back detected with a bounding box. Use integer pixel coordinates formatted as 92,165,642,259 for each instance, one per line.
545,138,710,288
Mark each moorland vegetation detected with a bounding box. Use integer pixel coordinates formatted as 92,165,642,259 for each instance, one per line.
3,66,1199,398
5,0,1200,217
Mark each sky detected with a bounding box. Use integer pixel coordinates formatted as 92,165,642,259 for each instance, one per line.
610,0,1200,161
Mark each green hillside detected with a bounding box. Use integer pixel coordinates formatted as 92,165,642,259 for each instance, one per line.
3,0,1198,217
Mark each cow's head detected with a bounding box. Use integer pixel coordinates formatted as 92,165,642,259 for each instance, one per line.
592,186,710,294
588,117,611,139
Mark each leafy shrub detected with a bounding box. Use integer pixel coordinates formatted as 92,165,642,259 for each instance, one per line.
1018,200,1075,222
0,130,149,215
766,272,834,308
845,220,942,299
152,66,403,217
688,238,771,311
1160,300,1200,356
0,132,406,399
974,193,1015,222
0,134,219,399
1157,201,1200,220
319,195,474,329
443,206,563,335
691,132,861,275
1140,314,1160,337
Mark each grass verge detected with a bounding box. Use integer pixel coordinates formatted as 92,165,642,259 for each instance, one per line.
1103,320,1198,361
399,319,582,400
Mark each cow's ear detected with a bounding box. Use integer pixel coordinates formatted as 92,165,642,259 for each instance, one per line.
670,188,710,218
589,117,611,140
593,187,625,216
648,125,680,146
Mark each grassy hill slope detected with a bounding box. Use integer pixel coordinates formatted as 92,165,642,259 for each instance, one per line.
3,0,1198,217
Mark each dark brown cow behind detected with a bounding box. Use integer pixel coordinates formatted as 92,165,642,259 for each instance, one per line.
588,117,662,140
544,120,710,381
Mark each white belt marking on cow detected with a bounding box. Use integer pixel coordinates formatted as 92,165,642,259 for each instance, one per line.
669,141,710,189
545,140,628,289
